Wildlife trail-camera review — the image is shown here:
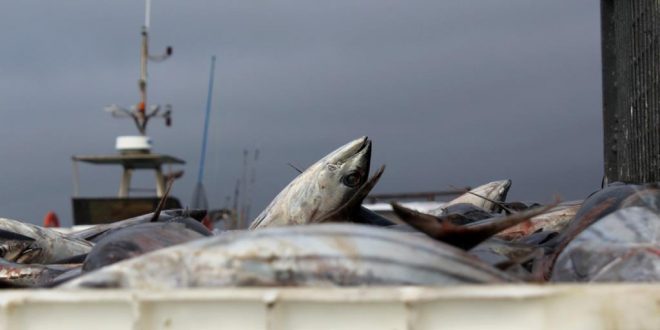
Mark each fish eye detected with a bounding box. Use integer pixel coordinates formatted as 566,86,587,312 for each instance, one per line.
342,171,362,188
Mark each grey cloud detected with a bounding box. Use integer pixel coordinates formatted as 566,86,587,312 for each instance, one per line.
0,1,602,225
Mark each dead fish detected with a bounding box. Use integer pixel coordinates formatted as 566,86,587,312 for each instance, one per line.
82,221,210,272
432,203,494,225
497,201,582,240
469,238,538,269
533,183,660,280
391,202,557,250
68,209,207,242
60,224,515,289
431,179,512,215
0,217,93,264
0,229,41,263
551,206,660,282
249,137,384,229
0,258,80,287
469,230,558,277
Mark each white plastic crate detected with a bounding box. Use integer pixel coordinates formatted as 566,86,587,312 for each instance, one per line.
0,285,657,330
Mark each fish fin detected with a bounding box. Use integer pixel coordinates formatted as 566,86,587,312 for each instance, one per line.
353,207,396,226
315,165,386,223
0,228,35,241
443,213,473,225
390,202,445,234
150,178,175,222
393,200,559,250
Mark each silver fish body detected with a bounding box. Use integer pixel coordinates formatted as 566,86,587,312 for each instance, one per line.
60,224,515,289
551,207,660,282
250,137,376,229
497,201,581,240
0,217,93,264
0,258,80,287
82,222,208,272
68,209,208,242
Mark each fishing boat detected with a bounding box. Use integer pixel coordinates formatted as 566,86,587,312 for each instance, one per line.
70,0,182,225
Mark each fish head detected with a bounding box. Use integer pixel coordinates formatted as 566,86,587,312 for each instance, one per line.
446,179,512,213
0,241,41,263
312,136,372,206
0,229,42,263
480,179,512,202
250,136,376,229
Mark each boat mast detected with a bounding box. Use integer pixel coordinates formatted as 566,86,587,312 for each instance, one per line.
106,0,173,135
191,56,217,209
138,0,151,131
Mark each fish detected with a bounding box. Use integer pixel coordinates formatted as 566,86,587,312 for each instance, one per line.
0,217,93,264
551,206,660,282
0,258,80,287
68,209,208,242
0,229,41,263
496,201,581,240
249,137,385,229
431,179,512,215
430,203,494,225
391,201,557,250
60,224,516,289
82,221,210,272
533,183,660,280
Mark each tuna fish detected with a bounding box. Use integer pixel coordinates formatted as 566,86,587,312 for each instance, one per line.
0,217,93,264
0,258,79,287
249,137,384,229
496,201,581,241
431,179,512,215
551,206,660,282
68,209,208,242
60,224,515,289
82,221,210,272
533,183,660,280
391,201,556,250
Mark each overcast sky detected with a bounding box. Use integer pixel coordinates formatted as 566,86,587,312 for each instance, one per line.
0,1,602,226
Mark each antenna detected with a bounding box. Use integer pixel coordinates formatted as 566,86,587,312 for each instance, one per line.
239,149,249,228
244,148,259,222
191,56,217,210
105,0,173,135
144,0,151,29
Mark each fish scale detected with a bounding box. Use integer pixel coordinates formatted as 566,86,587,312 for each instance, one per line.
60,224,516,289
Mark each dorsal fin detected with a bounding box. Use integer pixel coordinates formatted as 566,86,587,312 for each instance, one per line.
150,178,174,223
315,165,385,223
391,200,557,250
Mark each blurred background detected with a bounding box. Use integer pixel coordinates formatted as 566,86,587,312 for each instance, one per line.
0,1,602,226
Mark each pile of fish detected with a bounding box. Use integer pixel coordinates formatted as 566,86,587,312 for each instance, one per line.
0,137,658,289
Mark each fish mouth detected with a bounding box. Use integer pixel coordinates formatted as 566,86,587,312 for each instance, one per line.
329,136,372,164
348,136,371,158
500,179,512,194
495,179,512,202
352,138,372,179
